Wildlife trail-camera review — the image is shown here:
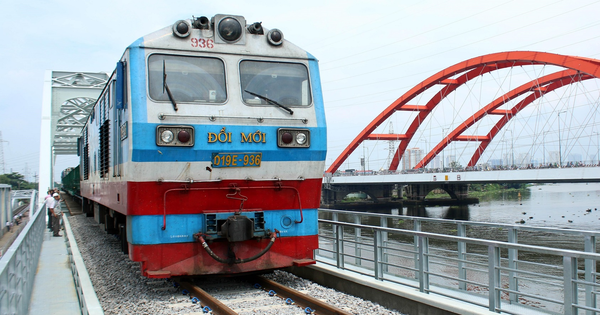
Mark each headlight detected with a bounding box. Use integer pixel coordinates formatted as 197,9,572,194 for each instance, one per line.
213,15,246,44
296,132,307,145
267,29,284,46
161,130,174,143
156,125,195,146
172,20,191,38
277,128,310,148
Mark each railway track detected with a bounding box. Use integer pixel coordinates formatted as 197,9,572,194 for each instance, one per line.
12,204,28,217
174,275,352,315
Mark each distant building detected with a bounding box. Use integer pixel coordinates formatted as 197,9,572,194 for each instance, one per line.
516,153,531,167
402,148,423,170
568,153,582,163
489,159,502,167
430,155,441,169
548,151,559,165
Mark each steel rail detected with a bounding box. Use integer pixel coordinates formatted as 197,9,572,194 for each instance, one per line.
176,278,237,315
252,275,352,315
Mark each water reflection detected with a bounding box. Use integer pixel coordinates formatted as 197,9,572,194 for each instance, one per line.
405,205,427,217
402,205,470,220
339,183,600,231
442,205,470,221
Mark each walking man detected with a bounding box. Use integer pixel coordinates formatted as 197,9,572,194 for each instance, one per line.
45,189,53,230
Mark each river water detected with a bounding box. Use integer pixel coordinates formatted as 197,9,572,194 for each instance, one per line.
401,182,600,231
323,183,600,312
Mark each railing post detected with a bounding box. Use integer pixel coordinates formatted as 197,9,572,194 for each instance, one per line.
584,235,596,315
488,246,501,313
457,223,467,291
507,227,519,303
414,219,421,280
354,214,362,266
418,235,429,293
332,212,338,239
374,230,381,280
380,216,388,273
563,256,577,315
335,224,345,269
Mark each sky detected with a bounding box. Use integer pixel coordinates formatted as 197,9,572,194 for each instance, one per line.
2,0,600,183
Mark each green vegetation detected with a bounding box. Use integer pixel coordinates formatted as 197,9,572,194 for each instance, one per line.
339,197,366,203
468,183,529,196
0,172,37,190
425,183,531,200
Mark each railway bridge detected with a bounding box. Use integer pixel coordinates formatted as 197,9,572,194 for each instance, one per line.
322,166,600,204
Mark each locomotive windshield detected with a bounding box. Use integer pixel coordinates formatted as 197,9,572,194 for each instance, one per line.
240,61,311,107
148,54,227,103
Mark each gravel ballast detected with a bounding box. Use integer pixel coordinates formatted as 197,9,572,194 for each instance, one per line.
68,215,404,314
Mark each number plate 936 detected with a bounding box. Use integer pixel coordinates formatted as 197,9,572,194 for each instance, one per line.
211,152,262,168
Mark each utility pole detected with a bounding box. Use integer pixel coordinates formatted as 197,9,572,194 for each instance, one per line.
0,131,8,174
558,111,567,168
386,122,397,171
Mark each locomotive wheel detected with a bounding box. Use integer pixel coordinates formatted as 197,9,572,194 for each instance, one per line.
118,224,128,254
104,213,118,234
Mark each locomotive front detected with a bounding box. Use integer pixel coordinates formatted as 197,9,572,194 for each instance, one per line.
90,14,328,277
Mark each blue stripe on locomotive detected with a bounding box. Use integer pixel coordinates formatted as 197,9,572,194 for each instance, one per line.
131,124,326,162
307,54,327,128
127,208,318,245
128,41,148,125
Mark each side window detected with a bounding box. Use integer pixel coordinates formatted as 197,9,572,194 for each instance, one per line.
240,61,311,106
148,54,226,103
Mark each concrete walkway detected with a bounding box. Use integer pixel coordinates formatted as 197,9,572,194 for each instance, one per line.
28,230,81,314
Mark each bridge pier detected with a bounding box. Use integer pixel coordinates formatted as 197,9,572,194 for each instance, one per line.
321,183,397,205
404,183,469,201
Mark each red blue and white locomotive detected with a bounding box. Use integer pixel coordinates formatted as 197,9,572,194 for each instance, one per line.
78,14,326,278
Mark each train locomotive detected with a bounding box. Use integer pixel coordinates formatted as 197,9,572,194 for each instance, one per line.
78,14,326,278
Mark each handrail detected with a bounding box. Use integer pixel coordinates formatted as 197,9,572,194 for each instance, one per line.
320,208,600,237
319,219,600,259
0,200,44,315
317,209,600,314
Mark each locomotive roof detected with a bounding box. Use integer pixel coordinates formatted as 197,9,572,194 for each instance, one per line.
128,14,315,61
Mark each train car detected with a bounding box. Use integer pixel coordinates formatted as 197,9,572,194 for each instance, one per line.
78,14,327,278
61,166,80,196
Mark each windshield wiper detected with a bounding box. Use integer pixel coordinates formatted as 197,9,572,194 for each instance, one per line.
163,60,178,111
244,89,293,115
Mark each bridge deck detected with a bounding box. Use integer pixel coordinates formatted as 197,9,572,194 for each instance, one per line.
28,230,80,314
28,194,91,314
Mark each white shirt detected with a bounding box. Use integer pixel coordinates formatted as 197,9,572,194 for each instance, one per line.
45,197,61,215
44,197,55,209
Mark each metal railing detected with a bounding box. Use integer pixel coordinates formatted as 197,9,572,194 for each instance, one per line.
0,196,44,315
317,209,600,315
0,185,10,239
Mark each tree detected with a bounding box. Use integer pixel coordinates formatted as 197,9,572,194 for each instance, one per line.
0,172,36,190
449,161,463,170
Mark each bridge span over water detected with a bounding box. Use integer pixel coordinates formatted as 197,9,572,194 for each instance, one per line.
322,166,600,203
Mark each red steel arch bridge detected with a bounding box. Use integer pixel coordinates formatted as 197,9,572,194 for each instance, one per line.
323,51,600,203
